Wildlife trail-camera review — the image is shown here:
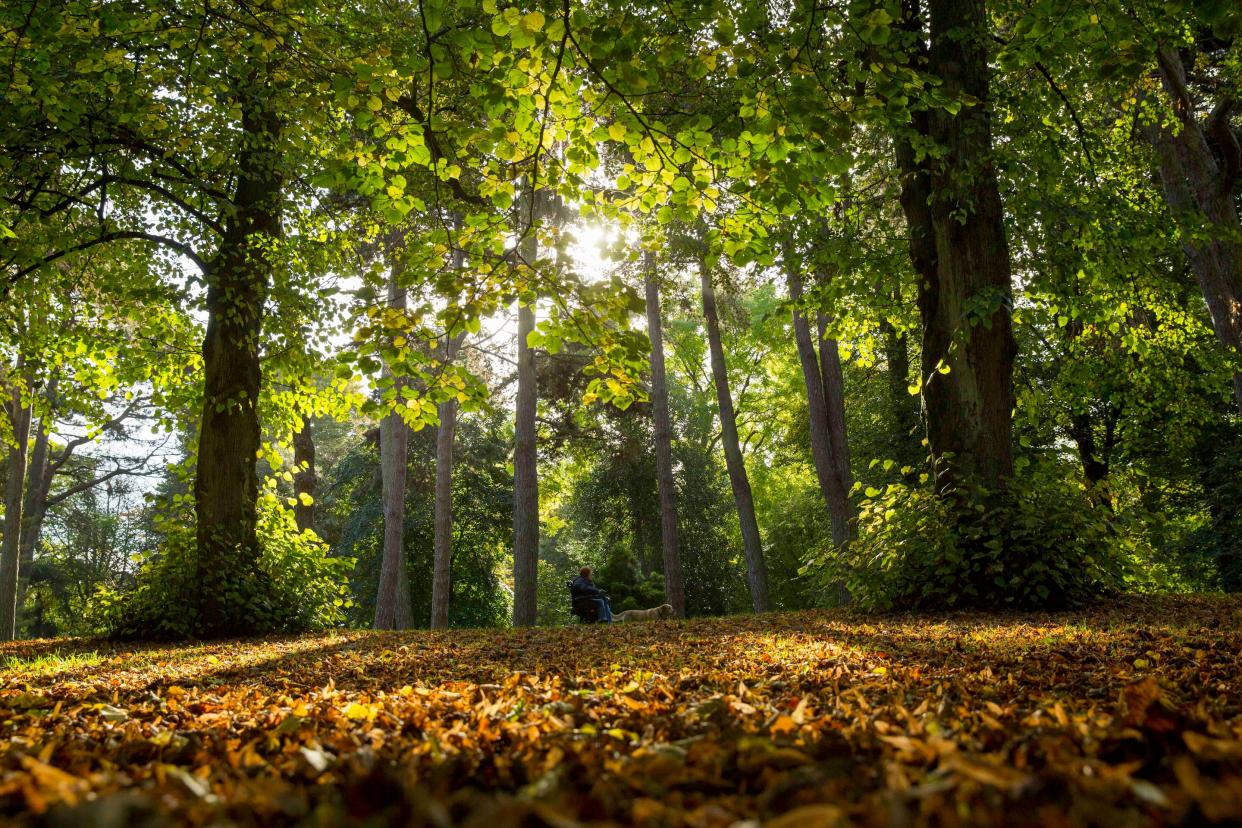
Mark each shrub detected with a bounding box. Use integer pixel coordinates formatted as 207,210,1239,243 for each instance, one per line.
805,463,1126,611
99,491,352,640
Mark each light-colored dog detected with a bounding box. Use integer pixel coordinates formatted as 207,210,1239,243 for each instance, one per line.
615,603,675,622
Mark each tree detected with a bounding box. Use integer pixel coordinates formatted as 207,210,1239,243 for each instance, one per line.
374,259,414,631
431,244,469,630
0,365,31,640
785,242,853,547
293,420,316,534
893,0,1018,493
644,254,686,617
700,257,770,613
193,90,284,637
1143,44,1242,414
512,192,540,628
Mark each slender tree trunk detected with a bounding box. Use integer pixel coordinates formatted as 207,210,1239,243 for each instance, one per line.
512,297,539,626
1,372,31,640
895,0,1017,494
700,261,770,612
817,320,856,606
816,315,853,499
430,329,466,630
787,261,852,546
374,264,413,630
512,189,540,627
194,99,282,637
1147,47,1242,415
644,261,686,617
292,419,315,534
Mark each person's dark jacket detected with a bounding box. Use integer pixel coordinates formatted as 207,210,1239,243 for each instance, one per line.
570,576,606,602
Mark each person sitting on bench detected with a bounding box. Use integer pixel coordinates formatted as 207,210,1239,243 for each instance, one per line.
570,566,614,623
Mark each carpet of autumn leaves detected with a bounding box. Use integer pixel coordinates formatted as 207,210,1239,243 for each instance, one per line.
2,596,1241,827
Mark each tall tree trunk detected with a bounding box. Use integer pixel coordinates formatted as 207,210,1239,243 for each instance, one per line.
1,372,31,640
1147,47,1242,415
787,260,852,546
374,263,413,630
895,0,1017,494
292,419,315,534
512,298,539,626
644,260,686,617
700,261,770,612
194,99,282,637
512,191,540,627
430,330,466,630
16,402,52,610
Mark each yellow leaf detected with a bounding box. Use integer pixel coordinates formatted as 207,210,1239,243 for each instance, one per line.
521,10,545,32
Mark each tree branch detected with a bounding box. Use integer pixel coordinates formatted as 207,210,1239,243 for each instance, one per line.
3,230,207,295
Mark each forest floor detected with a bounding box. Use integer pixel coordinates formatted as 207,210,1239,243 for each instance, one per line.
1,596,1241,827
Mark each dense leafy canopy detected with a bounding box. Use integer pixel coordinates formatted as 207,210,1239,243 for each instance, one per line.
0,0,1239,632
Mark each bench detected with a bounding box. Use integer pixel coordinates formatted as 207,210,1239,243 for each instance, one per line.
567,579,603,624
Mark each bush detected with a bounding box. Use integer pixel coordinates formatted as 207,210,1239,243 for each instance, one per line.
805,464,1127,611
99,491,353,640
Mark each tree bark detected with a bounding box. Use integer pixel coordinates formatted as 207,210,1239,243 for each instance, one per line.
1147,47,1242,415
430,330,466,630
894,0,1017,494
512,189,540,627
16,404,52,610
374,263,413,630
816,315,853,499
292,419,315,534
644,260,686,617
700,261,770,612
512,298,539,626
787,260,853,546
193,98,282,637
0,373,31,640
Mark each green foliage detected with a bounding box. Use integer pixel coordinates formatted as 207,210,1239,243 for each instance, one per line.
99,494,352,640
811,464,1128,611
536,559,573,627
323,411,512,629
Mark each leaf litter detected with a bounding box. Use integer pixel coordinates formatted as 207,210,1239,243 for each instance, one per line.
1,595,1240,826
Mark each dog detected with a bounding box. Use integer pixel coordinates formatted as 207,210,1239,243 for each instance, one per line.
615,603,675,622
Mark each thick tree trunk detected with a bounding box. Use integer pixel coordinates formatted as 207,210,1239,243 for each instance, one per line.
644,262,686,617
700,262,770,612
194,100,282,637
0,376,31,640
374,266,413,630
895,0,1017,494
787,262,852,546
1148,47,1242,415
16,409,51,609
430,329,466,630
292,419,315,534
